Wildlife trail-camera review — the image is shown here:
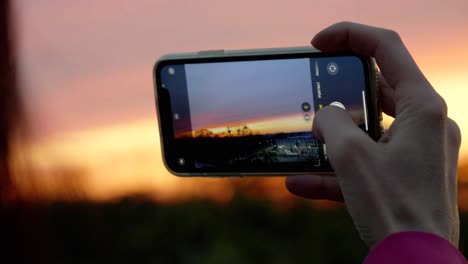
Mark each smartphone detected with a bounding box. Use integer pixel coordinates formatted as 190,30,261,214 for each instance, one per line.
153,47,382,176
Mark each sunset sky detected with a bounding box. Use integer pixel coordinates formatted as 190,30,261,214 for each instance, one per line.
184,58,313,132
13,0,468,201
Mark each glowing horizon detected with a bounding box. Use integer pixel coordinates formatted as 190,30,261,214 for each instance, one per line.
175,112,312,138
22,112,468,204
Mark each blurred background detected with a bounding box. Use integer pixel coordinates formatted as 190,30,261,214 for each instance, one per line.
1,0,468,263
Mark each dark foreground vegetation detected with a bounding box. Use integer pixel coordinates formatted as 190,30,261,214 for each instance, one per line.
2,193,468,264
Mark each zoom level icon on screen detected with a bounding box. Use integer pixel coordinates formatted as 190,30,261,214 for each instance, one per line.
301,102,311,112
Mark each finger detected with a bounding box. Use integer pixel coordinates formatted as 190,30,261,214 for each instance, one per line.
313,105,377,170
285,175,344,202
311,22,431,109
446,118,462,215
447,118,462,149
378,72,396,117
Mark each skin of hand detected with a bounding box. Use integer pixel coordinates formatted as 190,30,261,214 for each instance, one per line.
285,22,462,248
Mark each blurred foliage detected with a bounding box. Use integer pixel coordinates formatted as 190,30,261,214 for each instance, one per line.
4,192,468,263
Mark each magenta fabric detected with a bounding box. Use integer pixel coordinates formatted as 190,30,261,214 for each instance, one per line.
364,231,466,263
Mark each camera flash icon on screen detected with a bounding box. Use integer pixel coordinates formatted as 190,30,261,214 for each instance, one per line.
168,67,175,75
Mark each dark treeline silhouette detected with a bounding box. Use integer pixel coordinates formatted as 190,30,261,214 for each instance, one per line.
192,125,255,138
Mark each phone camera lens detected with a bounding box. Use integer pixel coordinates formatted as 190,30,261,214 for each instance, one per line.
327,62,339,75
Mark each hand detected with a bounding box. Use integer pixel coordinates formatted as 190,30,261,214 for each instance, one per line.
286,22,461,248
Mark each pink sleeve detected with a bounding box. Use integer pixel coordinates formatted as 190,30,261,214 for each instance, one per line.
364,231,466,264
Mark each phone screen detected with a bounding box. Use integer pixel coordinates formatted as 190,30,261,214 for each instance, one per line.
156,54,375,174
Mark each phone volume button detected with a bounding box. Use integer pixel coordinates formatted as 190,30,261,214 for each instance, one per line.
198,49,225,54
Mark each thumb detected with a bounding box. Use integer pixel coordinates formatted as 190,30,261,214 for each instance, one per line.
313,105,376,173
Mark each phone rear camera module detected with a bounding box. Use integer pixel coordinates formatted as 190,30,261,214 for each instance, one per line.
178,158,185,166
326,62,339,75
168,67,175,75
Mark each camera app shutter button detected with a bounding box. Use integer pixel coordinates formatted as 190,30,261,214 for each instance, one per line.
330,101,345,110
